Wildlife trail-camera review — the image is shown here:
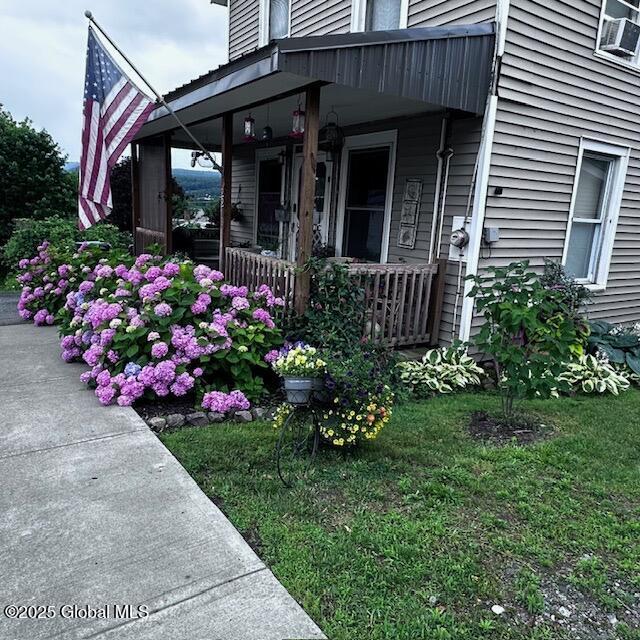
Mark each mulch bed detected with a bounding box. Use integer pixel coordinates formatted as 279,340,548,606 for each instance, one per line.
469,411,552,445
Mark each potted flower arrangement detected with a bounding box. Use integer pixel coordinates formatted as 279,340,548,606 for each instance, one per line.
319,344,395,446
270,342,326,404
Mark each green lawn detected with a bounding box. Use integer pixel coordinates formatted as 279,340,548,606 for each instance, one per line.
161,391,640,640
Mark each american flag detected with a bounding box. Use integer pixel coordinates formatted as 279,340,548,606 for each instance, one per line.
79,27,155,229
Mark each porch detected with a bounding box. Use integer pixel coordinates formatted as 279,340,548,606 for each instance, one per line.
131,24,495,346
225,247,446,346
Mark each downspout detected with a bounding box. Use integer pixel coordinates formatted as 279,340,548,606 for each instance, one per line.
429,114,453,262
457,0,510,342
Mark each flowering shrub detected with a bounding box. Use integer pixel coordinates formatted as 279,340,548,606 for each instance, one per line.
270,343,326,378
397,345,484,396
559,353,630,395
17,242,285,413
16,241,132,325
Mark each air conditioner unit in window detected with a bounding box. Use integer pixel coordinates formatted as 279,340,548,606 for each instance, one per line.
600,17,640,57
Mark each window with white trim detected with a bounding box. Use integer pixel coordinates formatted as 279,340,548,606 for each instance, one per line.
596,0,640,67
562,139,629,289
351,0,409,32
259,0,290,46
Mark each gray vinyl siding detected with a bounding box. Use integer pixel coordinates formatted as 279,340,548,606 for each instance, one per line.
229,0,260,60
481,0,640,326
290,0,352,36
230,145,257,245
340,113,483,345
227,0,497,61
408,0,495,27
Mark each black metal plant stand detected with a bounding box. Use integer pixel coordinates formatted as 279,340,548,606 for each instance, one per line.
275,398,322,488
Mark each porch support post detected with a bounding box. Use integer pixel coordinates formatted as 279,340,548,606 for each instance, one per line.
219,112,233,271
163,133,173,255
294,84,320,315
131,143,140,254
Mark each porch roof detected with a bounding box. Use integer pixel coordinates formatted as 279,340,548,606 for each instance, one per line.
136,23,495,144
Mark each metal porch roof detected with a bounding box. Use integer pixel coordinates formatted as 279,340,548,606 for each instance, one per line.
137,23,495,140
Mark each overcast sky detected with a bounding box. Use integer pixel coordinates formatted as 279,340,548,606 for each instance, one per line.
0,0,228,169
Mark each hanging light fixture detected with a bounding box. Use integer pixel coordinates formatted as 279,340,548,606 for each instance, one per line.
289,100,305,139
261,104,273,142
243,113,256,142
320,108,344,162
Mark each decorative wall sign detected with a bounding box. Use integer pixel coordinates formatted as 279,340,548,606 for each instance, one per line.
404,178,423,203
400,201,419,226
397,224,417,249
396,178,423,250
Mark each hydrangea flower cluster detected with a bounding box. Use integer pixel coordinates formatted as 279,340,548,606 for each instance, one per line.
17,243,284,414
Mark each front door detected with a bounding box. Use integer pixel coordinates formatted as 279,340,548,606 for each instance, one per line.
336,132,396,263
290,152,333,260
256,156,284,253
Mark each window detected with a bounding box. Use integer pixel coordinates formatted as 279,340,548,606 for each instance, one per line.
351,0,409,32
259,0,290,46
562,139,629,289
596,0,640,68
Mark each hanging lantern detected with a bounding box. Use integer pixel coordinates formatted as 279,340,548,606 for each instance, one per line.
243,114,256,142
289,105,305,139
320,109,344,162
261,125,273,142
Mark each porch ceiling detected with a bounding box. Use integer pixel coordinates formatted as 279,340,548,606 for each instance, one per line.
135,23,495,145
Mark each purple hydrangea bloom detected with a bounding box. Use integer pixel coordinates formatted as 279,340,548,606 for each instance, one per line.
154,303,172,317
151,342,169,359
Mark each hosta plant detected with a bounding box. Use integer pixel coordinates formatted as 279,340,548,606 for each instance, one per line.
559,353,630,395
587,320,640,377
398,344,484,396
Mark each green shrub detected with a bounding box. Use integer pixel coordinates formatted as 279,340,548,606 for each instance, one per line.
559,354,630,395
285,258,366,352
468,261,580,417
541,259,592,314
398,344,484,396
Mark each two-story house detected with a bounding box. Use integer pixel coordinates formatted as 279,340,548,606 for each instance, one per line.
133,0,640,346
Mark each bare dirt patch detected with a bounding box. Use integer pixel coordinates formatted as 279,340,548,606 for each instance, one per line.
468,411,552,445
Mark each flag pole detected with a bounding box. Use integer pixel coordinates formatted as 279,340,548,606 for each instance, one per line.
84,10,223,173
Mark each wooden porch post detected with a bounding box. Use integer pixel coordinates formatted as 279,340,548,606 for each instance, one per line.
163,133,173,255
131,143,140,254
219,112,233,271
294,85,321,315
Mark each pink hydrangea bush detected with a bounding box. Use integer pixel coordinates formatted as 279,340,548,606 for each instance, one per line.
16,241,132,325
19,245,284,414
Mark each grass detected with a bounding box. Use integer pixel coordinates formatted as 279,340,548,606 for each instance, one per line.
161,391,640,639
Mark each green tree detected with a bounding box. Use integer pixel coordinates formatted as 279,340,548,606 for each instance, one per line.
0,105,76,246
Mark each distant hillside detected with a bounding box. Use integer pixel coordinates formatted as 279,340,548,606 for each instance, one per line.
63,164,221,199
173,168,221,199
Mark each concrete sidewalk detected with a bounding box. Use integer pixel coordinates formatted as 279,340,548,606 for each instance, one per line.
0,324,325,640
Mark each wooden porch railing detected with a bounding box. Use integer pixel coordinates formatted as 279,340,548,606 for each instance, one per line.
224,247,445,346
225,247,297,310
